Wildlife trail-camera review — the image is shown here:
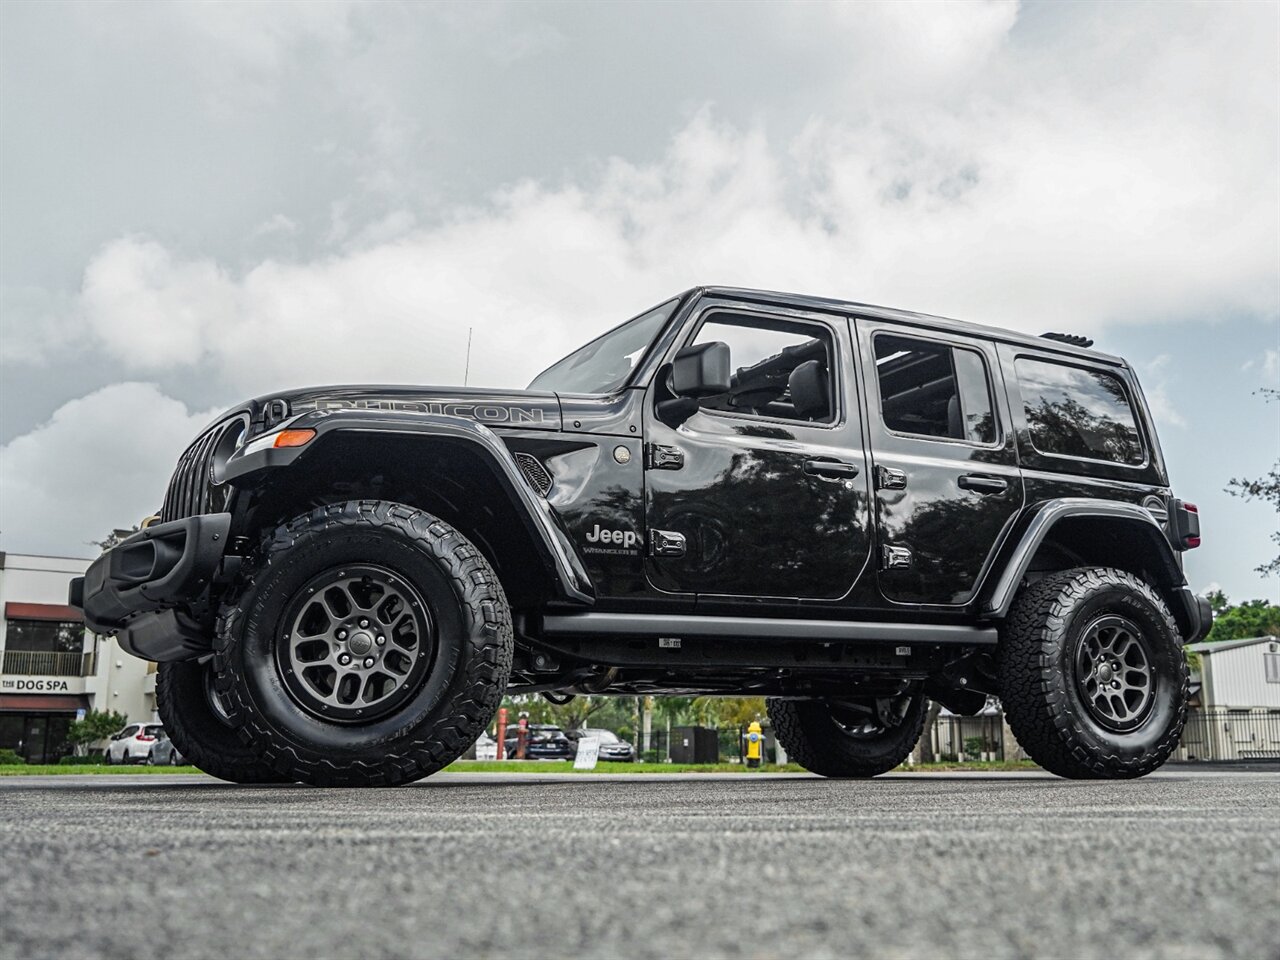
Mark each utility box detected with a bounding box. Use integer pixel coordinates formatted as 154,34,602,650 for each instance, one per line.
670,726,719,764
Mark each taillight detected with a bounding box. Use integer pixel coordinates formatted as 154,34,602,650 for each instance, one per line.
1172,500,1201,550
136,735,155,742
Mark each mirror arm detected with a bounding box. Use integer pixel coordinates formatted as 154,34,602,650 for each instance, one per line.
656,396,699,427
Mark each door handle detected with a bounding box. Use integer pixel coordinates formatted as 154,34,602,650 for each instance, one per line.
958,474,1009,495
804,459,860,479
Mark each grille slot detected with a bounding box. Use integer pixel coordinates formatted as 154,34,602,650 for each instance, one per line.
514,453,553,497
160,418,241,522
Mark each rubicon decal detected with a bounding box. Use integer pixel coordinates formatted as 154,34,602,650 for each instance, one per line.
293,398,545,424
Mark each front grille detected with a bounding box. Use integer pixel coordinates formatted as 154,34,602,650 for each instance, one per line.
514,452,553,496
160,418,242,522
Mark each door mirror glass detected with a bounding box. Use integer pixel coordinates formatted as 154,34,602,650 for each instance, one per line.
670,341,731,398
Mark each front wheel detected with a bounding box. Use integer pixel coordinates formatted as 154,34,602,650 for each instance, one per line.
767,689,926,778
214,501,513,787
998,567,1188,779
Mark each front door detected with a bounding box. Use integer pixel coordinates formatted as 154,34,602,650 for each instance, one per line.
855,319,1024,605
644,302,872,601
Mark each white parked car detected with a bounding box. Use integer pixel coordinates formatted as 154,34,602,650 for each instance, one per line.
104,724,164,765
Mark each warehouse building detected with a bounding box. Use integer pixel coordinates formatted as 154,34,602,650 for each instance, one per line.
0,552,155,762
1176,635,1280,761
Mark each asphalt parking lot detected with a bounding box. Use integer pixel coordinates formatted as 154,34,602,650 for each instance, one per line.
0,769,1276,960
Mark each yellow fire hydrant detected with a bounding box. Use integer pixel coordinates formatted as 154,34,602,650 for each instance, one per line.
744,720,764,769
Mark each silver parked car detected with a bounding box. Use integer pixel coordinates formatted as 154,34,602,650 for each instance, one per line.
146,729,186,766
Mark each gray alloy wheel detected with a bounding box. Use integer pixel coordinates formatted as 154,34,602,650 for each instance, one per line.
1074,615,1156,732
277,564,435,724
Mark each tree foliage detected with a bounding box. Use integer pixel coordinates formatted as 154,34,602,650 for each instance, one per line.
1225,388,1279,577
1203,591,1280,644
66,709,129,751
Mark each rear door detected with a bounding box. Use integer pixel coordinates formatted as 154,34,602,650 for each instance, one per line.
855,319,1024,605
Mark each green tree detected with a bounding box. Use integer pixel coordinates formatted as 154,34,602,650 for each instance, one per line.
1203,591,1280,644
66,709,128,755
1225,388,1279,577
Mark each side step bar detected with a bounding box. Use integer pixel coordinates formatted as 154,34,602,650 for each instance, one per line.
541,613,997,646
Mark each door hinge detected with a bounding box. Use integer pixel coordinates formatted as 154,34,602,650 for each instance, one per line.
645,443,685,470
876,465,907,490
881,544,912,569
649,529,687,558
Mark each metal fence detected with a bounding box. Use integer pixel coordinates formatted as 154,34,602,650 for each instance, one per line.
1,649,95,677
1175,708,1280,761
922,713,1009,762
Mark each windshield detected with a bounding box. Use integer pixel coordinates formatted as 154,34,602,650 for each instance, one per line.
585,730,619,743
528,298,678,394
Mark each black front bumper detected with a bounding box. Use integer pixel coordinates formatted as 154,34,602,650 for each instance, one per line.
69,514,231,661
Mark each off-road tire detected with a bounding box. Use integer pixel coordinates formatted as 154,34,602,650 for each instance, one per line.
213,501,513,787
156,660,292,784
998,566,1188,780
767,692,927,778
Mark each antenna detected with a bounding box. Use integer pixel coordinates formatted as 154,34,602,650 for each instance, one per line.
464,327,473,386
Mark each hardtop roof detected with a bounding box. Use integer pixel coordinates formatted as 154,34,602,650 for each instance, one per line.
698,286,1125,366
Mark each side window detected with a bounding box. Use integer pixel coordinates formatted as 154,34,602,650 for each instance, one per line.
690,314,837,423
873,334,996,443
1015,358,1143,465
121,726,138,738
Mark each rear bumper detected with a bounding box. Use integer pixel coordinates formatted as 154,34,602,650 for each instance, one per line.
69,514,230,661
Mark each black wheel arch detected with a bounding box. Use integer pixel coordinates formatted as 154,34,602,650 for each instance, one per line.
226,415,595,608
982,498,1206,643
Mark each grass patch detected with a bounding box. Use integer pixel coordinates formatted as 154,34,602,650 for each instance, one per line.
0,764,202,776
0,759,1042,777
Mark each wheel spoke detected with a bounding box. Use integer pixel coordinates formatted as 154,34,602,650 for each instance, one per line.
1075,615,1155,732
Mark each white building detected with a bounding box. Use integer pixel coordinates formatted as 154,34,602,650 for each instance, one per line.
1177,635,1280,761
0,552,156,762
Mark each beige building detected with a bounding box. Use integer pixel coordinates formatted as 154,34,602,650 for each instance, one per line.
0,552,156,762
1176,635,1280,761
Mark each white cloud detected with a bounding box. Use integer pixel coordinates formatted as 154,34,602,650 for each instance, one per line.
0,384,219,554
25,77,1277,396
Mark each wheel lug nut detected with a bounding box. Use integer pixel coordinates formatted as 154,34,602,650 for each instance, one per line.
363,658,374,668
1112,680,1120,689
337,629,347,640
359,619,369,628
338,654,351,666
376,636,385,646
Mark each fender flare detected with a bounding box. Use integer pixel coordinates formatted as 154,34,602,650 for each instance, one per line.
223,410,595,604
981,498,1204,639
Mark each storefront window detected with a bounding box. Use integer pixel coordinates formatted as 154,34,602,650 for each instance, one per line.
5,619,84,653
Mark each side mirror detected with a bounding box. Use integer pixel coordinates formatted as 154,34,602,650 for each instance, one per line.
658,341,731,427
670,341,731,398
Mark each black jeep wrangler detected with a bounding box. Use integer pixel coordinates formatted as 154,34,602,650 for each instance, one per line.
71,287,1210,786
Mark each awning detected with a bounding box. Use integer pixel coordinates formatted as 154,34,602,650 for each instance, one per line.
0,694,90,713
5,602,84,623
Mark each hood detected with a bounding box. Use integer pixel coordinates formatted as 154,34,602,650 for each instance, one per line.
240,384,562,432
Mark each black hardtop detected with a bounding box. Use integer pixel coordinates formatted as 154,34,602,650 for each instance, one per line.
698,286,1125,366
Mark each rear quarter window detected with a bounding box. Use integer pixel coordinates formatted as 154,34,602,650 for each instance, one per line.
1015,358,1144,465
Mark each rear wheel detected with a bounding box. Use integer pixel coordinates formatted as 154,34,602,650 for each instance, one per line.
998,566,1188,779
214,501,513,787
767,688,926,778
156,660,292,784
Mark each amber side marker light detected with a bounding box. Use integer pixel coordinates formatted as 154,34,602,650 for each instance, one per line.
273,428,316,448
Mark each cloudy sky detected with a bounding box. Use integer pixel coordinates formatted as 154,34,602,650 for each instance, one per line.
1,1,1277,602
